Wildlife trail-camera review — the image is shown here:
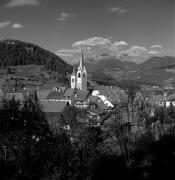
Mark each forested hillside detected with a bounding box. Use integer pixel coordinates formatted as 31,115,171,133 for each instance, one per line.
0,39,72,74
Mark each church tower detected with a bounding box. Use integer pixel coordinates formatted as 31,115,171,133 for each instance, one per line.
76,47,87,91
71,66,76,89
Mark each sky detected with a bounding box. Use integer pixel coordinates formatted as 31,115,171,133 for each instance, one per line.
0,0,174,64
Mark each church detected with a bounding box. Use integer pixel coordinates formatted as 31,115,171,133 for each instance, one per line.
71,49,87,92
38,49,123,128
41,48,90,108
40,46,121,112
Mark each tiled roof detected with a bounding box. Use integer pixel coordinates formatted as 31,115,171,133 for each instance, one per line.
73,89,89,101
37,89,50,100
46,87,67,100
149,94,165,104
96,85,123,103
62,88,75,100
46,91,64,100
40,101,67,113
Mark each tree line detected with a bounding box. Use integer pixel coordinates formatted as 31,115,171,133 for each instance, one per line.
1,92,175,179
0,39,72,74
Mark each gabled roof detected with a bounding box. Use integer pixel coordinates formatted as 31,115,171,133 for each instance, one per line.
46,87,66,100
62,88,75,100
149,94,166,105
73,89,89,102
95,85,122,103
46,91,64,100
40,101,67,113
37,89,50,100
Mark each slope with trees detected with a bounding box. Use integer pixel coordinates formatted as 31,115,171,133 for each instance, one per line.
0,39,72,74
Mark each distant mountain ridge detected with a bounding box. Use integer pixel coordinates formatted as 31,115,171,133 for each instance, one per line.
1,39,175,87
83,55,175,86
0,39,72,74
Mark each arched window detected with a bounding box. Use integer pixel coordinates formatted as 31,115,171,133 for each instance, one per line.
78,73,81,78
83,72,86,77
72,79,74,82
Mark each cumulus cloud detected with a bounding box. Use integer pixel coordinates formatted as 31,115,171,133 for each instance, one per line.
58,35,164,63
0,21,11,29
11,23,24,29
5,0,40,7
57,13,76,21
148,50,160,55
73,37,111,47
109,41,128,51
72,37,129,58
0,21,24,30
150,44,162,49
108,7,128,14
124,45,147,57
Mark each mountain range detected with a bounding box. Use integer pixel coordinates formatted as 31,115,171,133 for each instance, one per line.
0,39,175,87
84,55,175,87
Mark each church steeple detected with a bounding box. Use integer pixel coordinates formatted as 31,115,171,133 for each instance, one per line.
71,43,87,91
79,43,85,71
79,44,84,70
71,66,76,89
72,66,76,75
76,44,87,91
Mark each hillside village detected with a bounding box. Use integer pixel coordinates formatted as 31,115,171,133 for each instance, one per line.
1,47,175,134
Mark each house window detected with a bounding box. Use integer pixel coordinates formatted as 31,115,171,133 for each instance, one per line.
78,73,81,78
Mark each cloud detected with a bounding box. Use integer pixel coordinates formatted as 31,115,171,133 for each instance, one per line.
57,13,76,21
109,41,128,51
150,44,162,49
5,0,40,7
113,41,128,46
55,48,80,57
59,36,165,63
108,7,128,14
148,50,160,55
73,37,111,47
124,45,147,57
11,23,24,29
0,21,11,29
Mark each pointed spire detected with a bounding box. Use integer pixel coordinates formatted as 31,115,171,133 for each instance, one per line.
79,42,84,71
72,66,76,75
